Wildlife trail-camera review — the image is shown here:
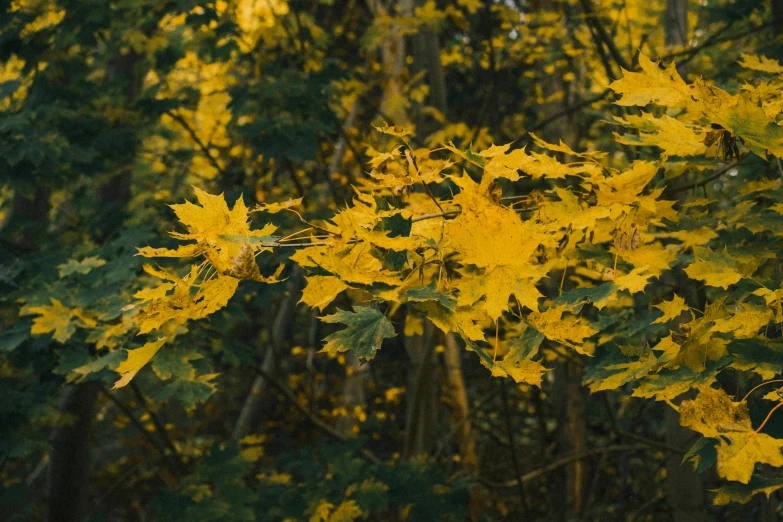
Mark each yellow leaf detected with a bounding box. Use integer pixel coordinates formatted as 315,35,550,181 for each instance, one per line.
711,303,773,338
112,337,167,389
300,275,350,311
609,53,694,108
680,385,750,438
254,197,303,214
456,265,543,321
445,174,555,270
613,113,706,157
21,298,87,343
415,301,486,342
716,432,783,484
738,53,783,74
679,385,783,484
652,294,688,324
596,161,659,207
528,305,597,354
165,187,278,272
684,247,745,289
614,267,653,294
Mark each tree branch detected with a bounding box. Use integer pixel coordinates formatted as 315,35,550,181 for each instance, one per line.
256,367,380,463
129,381,185,473
665,158,741,196
164,110,227,178
481,443,659,488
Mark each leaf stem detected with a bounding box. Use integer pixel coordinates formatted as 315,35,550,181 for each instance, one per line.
742,379,783,403
755,401,783,434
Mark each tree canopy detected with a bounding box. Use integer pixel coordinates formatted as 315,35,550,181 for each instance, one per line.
2,0,783,520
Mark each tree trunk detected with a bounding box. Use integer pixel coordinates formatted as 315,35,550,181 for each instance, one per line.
231,268,303,441
403,315,438,458
335,352,370,434
665,0,688,47
47,382,100,522
553,359,588,519
665,398,706,522
442,334,478,472
774,0,783,35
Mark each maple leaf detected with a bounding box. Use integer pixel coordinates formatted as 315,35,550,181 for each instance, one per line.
685,247,747,289
465,327,548,386
402,282,456,311
413,301,487,342
455,265,543,321
21,298,96,343
528,304,597,354
614,266,653,294
135,267,240,334
595,161,659,208
609,53,694,108
738,53,783,74
254,197,303,214
713,476,783,505
652,294,688,324
680,385,783,484
674,297,730,372
113,337,168,389
482,145,600,181
299,275,351,311
445,174,556,270
139,187,278,274
290,244,402,286
57,256,106,277
320,306,396,360
632,358,727,401
613,113,707,157
587,346,658,392
711,303,772,339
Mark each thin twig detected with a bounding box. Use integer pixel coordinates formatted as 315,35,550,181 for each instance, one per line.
164,110,227,178
482,443,652,488
256,367,380,463
129,381,185,472
98,384,168,457
665,158,741,196
433,388,499,459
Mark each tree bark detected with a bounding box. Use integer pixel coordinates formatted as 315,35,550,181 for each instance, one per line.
231,267,303,441
47,382,101,522
442,334,478,472
665,0,689,47
553,359,588,519
335,352,370,434
402,315,438,458
665,398,706,522
774,0,783,35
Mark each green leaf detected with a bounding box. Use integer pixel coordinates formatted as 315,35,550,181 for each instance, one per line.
320,306,396,360
713,476,783,505
402,282,456,311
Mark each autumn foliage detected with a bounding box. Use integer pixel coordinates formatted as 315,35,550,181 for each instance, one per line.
3,0,783,520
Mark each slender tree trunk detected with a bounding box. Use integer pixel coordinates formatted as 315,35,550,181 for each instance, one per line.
665,0,688,47
665,397,706,522
403,315,438,458
231,268,303,441
553,359,588,519
774,0,783,35
46,382,101,522
336,352,370,434
442,334,478,472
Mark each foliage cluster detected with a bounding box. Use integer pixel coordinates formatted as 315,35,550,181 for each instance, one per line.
2,0,783,520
